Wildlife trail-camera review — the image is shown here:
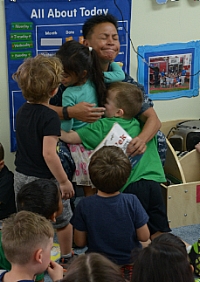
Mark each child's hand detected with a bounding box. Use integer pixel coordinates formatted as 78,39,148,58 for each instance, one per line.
60,179,74,199
47,260,63,281
195,142,200,153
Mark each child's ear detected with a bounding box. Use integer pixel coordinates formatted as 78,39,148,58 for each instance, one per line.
0,160,4,170
115,108,124,117
50,88,58,98
35,249,43,264
83,39,89,47
82,70,87,79
190,264,194,273
49,212,56,223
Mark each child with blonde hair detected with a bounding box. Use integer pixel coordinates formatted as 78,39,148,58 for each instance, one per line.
1,211,63,282
12,54,75,267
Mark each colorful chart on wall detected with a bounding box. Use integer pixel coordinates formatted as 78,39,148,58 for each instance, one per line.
4,0,132,152
137,41,200,101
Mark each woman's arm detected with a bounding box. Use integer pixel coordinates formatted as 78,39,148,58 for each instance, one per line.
49,102,105,122
127,107,161,157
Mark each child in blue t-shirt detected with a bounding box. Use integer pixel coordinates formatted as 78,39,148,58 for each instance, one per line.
70,146,149,280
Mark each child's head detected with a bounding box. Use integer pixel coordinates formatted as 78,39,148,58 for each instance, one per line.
56,40,106,106
2,211,54,271
17,179,63,221
152,233,188,258
131,238,194,282
12,54,63,103
105,82,143,119
56,40,92,86
89,146,131,193
0,143,5,170
62,252,125,282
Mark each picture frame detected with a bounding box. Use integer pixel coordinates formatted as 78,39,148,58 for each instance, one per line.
137,41,200,100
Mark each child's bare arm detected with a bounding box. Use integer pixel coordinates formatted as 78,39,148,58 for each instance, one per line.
136,224,150,242
104,62,125,83
60,129,82,144
74,229,87,247
43,135,74,199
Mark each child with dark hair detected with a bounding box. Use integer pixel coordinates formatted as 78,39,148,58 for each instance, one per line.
152,230,200,279
56,40,106,132
16,179,63,221
0,179,63,282
0,143,16,220
70,146,149,280
56,39,124,132
152,233,187,255
131,234,194,282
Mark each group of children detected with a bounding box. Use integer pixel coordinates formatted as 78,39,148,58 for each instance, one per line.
0,155,198,282
0,13,200,282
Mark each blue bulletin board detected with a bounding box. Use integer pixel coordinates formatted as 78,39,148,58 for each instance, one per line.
4,0,132,152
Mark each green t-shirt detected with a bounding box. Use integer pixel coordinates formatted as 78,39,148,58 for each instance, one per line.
0,232,44,281
77,117,166,191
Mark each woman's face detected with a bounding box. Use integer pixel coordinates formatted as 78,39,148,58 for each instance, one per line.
84,22,120,68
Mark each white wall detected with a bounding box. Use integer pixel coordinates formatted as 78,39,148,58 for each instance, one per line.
130,0,200,120
1,0,200,170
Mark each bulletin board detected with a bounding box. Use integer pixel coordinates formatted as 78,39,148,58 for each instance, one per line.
137,41,200,101
4,0,132,152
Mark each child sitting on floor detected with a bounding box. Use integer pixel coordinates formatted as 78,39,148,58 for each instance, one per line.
1,210,63,282
131,233,194,282
70,146,150,281
61,252,126,282
0,179,63,282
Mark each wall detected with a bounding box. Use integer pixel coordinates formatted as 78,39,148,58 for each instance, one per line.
0,0,15,171
0,0,200,170
130,0,200,120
